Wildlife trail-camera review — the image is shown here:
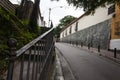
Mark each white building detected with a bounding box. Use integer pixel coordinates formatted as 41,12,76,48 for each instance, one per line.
60,4,120,50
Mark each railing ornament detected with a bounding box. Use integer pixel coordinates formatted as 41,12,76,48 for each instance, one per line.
7,38,17,56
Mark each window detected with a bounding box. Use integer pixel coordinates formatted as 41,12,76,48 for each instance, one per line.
115,32,120,35
69,26,72,34
115,21,120,35
62,32,64,37
108,5,115,15
65,29,67,36
75,22,78,31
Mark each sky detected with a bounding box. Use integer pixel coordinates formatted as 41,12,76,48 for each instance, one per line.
10,0,84,27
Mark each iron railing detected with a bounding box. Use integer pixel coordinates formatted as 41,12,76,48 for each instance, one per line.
6,28,55,80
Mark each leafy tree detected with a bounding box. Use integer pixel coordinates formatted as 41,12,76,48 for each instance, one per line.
17,0,41,34
52,0,120,14
0,6,36,78
29,0,41,34
54,26,62,38
58,15,76,28
16,0,28,19
54,15,76,38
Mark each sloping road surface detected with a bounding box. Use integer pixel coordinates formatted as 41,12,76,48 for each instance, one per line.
55,43,120,80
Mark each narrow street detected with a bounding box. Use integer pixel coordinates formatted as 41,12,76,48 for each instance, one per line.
55,43,120,80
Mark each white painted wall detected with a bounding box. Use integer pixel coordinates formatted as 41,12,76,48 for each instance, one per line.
77,6,113,31
67,27,69,35
60,5,114,39
110,39,120,50
71,23,76,33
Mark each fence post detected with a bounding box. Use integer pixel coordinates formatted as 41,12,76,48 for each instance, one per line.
81,42,83,47
88,43,90,49
76,41,78,46
114,48,117,58
98,45,100,52
7,38,17,80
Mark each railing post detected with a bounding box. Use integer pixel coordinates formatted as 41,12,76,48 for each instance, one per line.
98,45,100,52
88,43,90,49
91,43,93,47
114,48,117,58
81,42,83,47
7,38,17,80
76,41,77,46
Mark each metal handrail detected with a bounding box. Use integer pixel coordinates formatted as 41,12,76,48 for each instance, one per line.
6,28,55,80
16,28,54,57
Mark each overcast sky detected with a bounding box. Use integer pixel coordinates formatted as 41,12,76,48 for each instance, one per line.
10,0,84,27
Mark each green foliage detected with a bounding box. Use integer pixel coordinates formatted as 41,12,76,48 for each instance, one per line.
71,0,120,14
21,20,29,27
58,15,76,28
0,6,38,77
37,25,41,34
53,0,120,14
0,5,41,78
54,26,62,38
0,59,8,79
28,0,41,34
0,59,7,70
54,15,76,38
29,20,39,34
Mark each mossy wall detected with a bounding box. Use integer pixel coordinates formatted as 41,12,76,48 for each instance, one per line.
0,6,36,77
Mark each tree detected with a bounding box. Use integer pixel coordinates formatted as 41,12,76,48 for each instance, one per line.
29,0,40,34
52,0,120,14
16,0,40,34
20,0,26,7
54,26,62,38
58,15,76,28
54,15,76,38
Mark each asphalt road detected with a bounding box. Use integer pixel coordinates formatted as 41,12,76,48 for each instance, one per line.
55,43,120,80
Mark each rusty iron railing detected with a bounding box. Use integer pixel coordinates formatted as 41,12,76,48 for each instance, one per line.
6,28,55,80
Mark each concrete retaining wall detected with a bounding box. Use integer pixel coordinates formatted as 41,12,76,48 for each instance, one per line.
61,19,111,49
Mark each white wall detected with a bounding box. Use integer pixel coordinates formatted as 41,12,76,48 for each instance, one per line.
77,6,113,31
110,39,120,50
71,23,76,33
60,5,114,39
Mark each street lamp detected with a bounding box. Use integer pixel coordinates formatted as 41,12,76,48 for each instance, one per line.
48,8,51,27
48,6,68,27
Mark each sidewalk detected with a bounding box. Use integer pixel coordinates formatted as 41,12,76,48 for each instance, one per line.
53,50,64,80
67,43,120,64
54,48,75,80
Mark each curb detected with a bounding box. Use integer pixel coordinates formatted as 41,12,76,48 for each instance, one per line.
99,53,120,64
55,47,76,80
74,44,120,65
64,43,120,65
53,49,64,80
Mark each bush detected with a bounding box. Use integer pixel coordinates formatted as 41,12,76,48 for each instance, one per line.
0,6,40,77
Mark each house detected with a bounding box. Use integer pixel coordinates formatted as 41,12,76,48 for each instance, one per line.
60,4,120,50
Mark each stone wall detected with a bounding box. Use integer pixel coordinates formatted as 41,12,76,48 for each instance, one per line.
61,19,111,49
